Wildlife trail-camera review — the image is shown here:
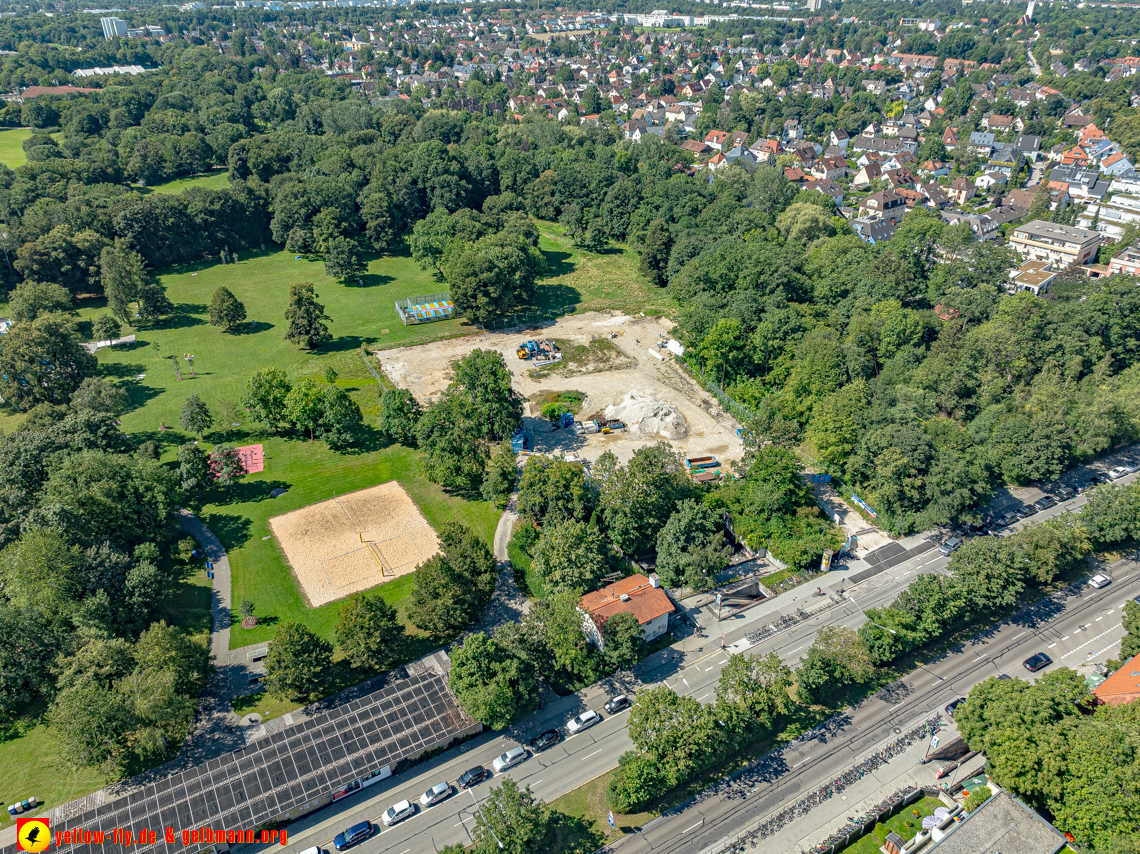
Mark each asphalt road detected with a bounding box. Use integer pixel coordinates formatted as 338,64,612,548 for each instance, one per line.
252,472,1138,854
612,562,1140,854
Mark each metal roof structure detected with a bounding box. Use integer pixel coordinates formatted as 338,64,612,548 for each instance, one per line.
1,662,477,854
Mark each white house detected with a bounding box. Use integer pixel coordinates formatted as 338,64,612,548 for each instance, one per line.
579,575,674,651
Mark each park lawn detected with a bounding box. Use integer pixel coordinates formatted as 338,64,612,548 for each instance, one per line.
0,708,111,830
548,770,657,852
531,224,673,318
838,797,945,854
140,171,231,195
0,128,32,169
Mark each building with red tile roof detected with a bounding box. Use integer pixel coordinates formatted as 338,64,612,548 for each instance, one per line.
1094,654,1140,706
579,574,674,650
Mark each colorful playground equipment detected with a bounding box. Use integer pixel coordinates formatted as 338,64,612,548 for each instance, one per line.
395,293,455,325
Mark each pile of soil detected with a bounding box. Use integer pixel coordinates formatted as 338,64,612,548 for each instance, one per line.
604,390,690,440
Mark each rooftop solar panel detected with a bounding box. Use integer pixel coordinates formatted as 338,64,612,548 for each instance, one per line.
0,666,475,854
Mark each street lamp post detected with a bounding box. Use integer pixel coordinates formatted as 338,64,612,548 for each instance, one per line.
468,788,504,850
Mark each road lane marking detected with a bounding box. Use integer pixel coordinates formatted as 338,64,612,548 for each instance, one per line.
1096,616,1104,621
1048,643,1056,648
890,700,907,709
793,756,811,767
1062,636,1069,640
682,822,703,834
698,693,710,701
705,666,715,671
1012,631,1026,639
581,748,604,761
790,646,803,652
1108,610,1115,614
399,849,411,854
973,654,987,661
720,660,728,665
454,818,474,827
533,780,543,785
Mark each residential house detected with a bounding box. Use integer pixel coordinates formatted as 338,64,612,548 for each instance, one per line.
1009,220,1102,267
829,128,851,151
811,156,847,181
680,139,710,157
883,167,916,189
751,138,783,163
1008,259,1057,295
579,574,674,651
852,161,882,188
851,216,898,244
858,189,907,222
1093,653,1140,705
975,171,1008,191
1101,151,1136,177
918,160,949,178
921,790,1067,854
805,178,844,206
1050,165,1111,201
723,144,757,171
1076,194,1140,243
968,131,995,157
982,113,1022,133
705,129,729,150
1108,241,1140,277
948,176,976,205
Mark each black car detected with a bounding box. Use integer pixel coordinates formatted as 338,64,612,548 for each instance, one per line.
1023,653,1053,673
457,766,491,789
529,730,561,752
945,697,967,717
1033,495,1058,512
604,695,631,714
997,511,1019,527
1014,504,1035,519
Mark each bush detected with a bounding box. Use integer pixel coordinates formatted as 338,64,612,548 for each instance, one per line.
964,788,991,812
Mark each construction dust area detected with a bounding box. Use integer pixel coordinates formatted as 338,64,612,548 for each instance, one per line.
377,311,745,465
268,482,440,607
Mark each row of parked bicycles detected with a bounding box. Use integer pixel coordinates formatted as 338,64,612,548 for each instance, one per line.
717,716,944,854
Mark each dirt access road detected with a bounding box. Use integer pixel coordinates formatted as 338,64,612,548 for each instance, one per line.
377,311,746,466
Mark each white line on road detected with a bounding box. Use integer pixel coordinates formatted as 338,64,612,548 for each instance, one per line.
581,748,604,761
1108,610,1115,614
399,848,411,854
890,700,907,709
1012,631,1026,640
682,822,703,834
790,646,803,653
705,666,715,671
1062,636,1069,640
1096,616,1104,621
973,654,987,661
793,756,811,767
1048,643,1057,648
454,818,474,827
533,780,543,785
697,693,710,701
720,660,728,665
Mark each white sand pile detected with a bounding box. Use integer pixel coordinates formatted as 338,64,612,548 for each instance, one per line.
605,391,689,440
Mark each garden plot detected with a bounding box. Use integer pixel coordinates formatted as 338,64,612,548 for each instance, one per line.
377,311,745,465
268,482,440,607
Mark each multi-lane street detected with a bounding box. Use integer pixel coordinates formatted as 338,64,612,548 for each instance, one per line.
251,471,1137,854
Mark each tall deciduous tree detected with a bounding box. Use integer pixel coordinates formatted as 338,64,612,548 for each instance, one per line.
655,500,731,591
377,388,422,445
530,520,606,594
208,444,245,490
208,286,247,331
715,651,793,731
335,591,403,671
264,621,333,701
472,777,549,854
448,632,537,730
15,225,107,297
406,523,496,635
284,281,332,349
516,456,596,527
100,241,150,325
0,313,97,407
482,440,518,507
594,443,692,557
7,280,73,322
323,236,366,282
639,219,673,287
602,611,644,671
243,367,292,433
180,394,213,436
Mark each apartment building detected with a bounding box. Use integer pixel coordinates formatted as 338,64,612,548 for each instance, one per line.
1008,220,1101,267
1109,241,1140,276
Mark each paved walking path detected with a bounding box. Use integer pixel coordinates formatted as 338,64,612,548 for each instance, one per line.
471,492,530,634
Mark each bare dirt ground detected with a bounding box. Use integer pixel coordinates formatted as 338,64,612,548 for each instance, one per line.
268,482,441,607
377,311,746,466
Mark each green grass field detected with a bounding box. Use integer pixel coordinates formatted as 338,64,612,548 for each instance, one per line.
838,797,945,854
0,128,33,169
139,171,232,195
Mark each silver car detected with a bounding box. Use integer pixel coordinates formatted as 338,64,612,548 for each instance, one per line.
420,781,452,807
492,745,528,772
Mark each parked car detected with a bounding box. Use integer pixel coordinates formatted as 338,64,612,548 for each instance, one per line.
1033,495,1058,512
567,709,602,734
1109,465,1137,480
1014,504,1035,519
938,537,962,557
1023,653,1053,673
457,766,490,789
381,800,415,827
945,698,967,717
334,822,375,851
420,782,452,807
604,695,631,714
1056,485,1075,501
529,730,561,752
997,511,1019,527
492,745,528,772
1088,574,1111,589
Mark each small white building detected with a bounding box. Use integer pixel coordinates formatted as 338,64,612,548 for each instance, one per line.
579,574,674,651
